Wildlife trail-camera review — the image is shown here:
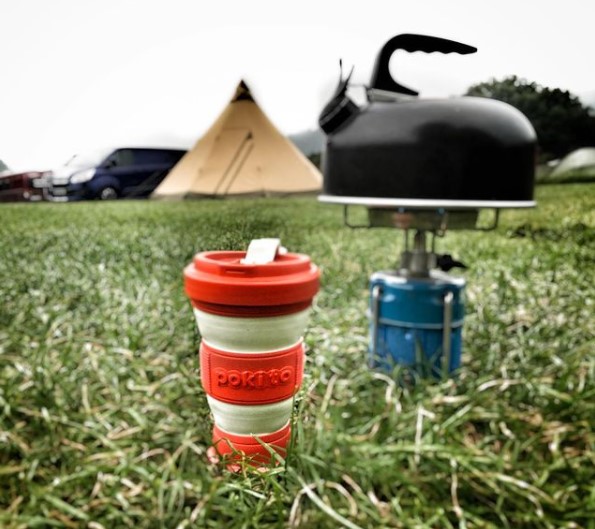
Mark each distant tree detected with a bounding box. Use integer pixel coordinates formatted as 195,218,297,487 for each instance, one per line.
466,75,595,160
308,152,322,169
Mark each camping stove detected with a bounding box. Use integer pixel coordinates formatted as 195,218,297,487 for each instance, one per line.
318,34,537,377
329,203,480,377
367,211,468,377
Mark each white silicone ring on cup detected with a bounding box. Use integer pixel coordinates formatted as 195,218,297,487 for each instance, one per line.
194,307,310,353
206,395,294,435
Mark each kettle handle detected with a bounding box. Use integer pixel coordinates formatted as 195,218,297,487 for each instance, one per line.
369,34,477,96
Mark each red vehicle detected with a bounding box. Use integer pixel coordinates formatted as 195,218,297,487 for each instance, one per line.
0,171,48,202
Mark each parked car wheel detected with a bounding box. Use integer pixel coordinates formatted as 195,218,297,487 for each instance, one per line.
99,186,118,200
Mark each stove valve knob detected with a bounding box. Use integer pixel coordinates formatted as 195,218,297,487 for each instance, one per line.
436,254,467,272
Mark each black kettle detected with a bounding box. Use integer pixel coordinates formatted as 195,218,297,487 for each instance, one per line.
319,34,537,204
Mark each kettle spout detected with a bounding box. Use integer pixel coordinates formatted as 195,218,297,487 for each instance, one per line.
318,61,360,134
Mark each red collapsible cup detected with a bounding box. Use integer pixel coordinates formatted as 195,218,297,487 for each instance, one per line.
184,241,320,467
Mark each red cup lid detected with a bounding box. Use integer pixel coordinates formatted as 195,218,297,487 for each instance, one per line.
184,251,320,313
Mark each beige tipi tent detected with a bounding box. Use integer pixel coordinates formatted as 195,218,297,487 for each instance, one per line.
152,81,322,198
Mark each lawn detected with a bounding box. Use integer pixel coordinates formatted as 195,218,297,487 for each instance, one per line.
0,184,593,528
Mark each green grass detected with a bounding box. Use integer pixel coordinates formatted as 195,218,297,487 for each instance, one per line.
0,184,593,528
536,164,595,185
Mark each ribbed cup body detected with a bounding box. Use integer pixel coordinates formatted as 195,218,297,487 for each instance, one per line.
198,318,304,463
194,308,310,353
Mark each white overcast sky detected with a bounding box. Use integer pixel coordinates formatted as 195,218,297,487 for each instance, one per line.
1,0,594,171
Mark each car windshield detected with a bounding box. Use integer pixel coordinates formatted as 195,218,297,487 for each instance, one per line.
63,149,111,169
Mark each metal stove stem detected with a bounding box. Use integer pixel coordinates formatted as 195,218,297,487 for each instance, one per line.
399,229,437,277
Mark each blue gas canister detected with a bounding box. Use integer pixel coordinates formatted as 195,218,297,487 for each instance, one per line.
369,270,465,377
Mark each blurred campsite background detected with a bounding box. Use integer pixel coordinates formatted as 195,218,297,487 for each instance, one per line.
0,1,594,528
1,0,595,201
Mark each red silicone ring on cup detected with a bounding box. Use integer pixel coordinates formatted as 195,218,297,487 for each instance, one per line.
200,341,304,405
212,422,292,463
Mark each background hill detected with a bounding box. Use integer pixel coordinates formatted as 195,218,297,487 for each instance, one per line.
289,129,325,157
